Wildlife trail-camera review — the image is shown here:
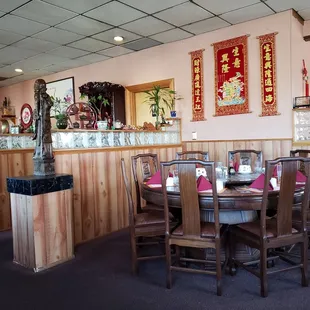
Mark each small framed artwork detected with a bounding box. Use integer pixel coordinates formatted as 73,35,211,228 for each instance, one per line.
46,77,75,117
20,103,33,129
294,96,310,109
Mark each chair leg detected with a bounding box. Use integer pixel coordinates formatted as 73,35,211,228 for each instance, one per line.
229,233,237,276
260,248,268,298
175,245,180,267
165,237,172,289
301,240,309,287
131,235,138,275
215,239,222,296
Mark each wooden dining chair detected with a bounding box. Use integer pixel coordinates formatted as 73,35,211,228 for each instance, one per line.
131,153,162,213
290,150,310,253
229,157,310,297
290,149,310,174
228,150,262,172
160,159,227,296
121,158,167,275
176,151,209,160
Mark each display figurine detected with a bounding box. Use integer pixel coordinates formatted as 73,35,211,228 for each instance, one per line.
32,79,55,176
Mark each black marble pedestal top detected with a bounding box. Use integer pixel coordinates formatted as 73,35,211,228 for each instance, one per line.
7,174,73,196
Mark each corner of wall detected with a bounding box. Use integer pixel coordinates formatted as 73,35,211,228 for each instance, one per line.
303,20,310,40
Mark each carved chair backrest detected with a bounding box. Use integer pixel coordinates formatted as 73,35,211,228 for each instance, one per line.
290,149,310,174
228,149,262,171
261,157,310,238
176,151,209,161
131,153,159,213
121,158,135,227
160,160,220,239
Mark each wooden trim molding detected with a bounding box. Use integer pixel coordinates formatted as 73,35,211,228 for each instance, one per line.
125,78,175,125
54,144,182,154
304,35,310,42
183,138,293,143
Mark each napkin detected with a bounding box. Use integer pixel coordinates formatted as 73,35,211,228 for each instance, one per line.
296,170,307,183
249,173,273,190
197,175,212,192
146,170,173,186
272,166,277,177
233,161,240,172
146,170,161,186
273,167,306,183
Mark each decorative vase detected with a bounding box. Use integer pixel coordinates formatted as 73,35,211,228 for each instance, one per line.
97,120,107,130
56,118,68,129
170,110,177,117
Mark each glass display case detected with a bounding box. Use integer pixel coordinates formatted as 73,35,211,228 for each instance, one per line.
293,108,310,145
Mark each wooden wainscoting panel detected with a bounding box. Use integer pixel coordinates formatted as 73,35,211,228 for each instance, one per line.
0,153,10,231
71,153,82,245
79,152,95,242
182,139,294,166
261,140,274,161
93,151,109,237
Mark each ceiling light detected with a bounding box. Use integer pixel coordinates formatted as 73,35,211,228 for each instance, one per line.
15,68,23,73
114,36,124,42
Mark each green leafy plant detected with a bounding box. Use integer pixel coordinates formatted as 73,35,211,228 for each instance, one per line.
143,85,181,129
51,96,68,120
80,93,109,120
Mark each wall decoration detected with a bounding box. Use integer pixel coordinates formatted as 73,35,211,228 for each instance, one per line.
46,77,75,117
212,35,249,116
189,49,206,121
257,32,279,117
302,59,309,97
20,103,33,130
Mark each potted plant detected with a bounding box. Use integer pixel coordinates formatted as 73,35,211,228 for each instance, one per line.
143,85,181,129
169,93,183,118
51,96,68,129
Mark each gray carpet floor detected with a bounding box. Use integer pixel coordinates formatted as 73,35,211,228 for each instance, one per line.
0,229,310,310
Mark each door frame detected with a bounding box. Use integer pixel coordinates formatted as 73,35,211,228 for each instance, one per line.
125,78,175,125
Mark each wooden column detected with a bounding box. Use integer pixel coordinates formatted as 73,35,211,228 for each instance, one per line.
7,174,74,272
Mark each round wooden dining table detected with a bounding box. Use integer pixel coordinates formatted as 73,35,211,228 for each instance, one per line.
141,179,304,262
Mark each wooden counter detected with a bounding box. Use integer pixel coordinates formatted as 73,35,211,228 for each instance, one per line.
0,144,182,245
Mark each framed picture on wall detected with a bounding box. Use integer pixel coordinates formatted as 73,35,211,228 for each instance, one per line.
46,77,75,117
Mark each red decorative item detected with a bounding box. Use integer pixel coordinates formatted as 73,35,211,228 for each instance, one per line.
303,59,309,97
20,103,33,130
105,112,113,129
257,32,279,117
189,49,206,121
66,102,96,129
212,35,250,116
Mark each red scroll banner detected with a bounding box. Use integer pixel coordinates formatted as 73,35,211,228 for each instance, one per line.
257,32,279,116
213,35,249,116
189,49,206,121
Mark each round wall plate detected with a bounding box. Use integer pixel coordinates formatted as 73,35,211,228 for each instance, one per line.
20,103,33,129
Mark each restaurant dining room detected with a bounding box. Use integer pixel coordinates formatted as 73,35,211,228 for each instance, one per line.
1,0,310,309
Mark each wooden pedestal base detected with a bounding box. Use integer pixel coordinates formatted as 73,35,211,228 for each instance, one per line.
10,189,74,272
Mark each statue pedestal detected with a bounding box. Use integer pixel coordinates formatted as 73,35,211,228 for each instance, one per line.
6,174,74,272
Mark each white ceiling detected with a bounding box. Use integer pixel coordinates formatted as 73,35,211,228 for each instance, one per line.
0,0,309,87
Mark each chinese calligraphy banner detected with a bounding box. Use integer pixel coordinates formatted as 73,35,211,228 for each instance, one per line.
257,32,279,116
213,35,249,116
189,49,206,121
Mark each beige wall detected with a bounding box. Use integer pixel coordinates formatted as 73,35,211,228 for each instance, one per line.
135,92,154,126
0,10,309,141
